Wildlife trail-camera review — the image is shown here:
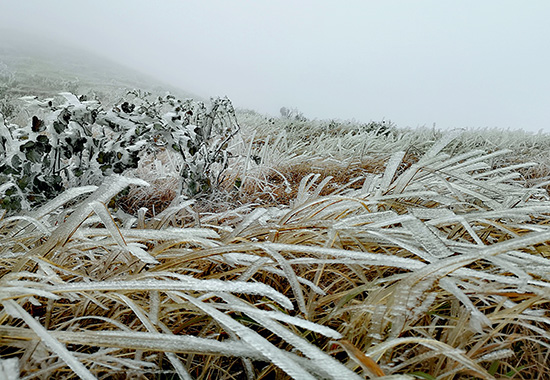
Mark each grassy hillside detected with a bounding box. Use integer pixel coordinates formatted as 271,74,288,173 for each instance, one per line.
0,32,199,109
1,41,550,379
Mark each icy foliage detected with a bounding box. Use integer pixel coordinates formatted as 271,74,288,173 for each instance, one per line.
0,91,239,212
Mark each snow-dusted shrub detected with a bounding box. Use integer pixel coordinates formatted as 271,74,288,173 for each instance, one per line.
0,91,240,212
280,106,307,122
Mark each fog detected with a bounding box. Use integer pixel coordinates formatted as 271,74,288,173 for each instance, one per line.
1,1,549,132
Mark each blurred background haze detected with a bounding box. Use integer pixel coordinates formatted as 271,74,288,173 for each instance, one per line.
1,1,549,132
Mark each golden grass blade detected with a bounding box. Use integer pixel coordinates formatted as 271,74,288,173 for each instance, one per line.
335,339,385,378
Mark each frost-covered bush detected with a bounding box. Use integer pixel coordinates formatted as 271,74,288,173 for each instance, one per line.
280,106,307,122
324,119,394,136
0,91,240,212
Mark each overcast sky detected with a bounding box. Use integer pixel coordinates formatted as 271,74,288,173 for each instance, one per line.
1,1,549,132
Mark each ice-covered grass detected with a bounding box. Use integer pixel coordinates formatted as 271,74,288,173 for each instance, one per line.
2,119,550,379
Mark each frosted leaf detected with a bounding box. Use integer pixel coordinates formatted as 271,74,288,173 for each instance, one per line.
474,162,537,179
333,210,399,228
439,278,491,333
178,293,317,380
410,292,437,321
28,296,42,306
363,229,436,263
255,244,308,316
367,337,490,379
446,182,503,210
263,242,426,271
1,215,50,236
480,230,550,258
58,92,82,106
18,95,39,102
149,290,160,325
1,285,59,301
389,276,439,338
14,327,267,359
366,214,415,229
431,149,484,169
421,129,464,160
82,227,219,242
477,349,514,362
229,208,268,239
402,217,454,258
217,293,363,380
89,201,126,248
42,176,149,253
361,173,382,193
217,293,340,338
486,256,530,280
380,151,405,192
221,252,271,266
89,201,158,264
3,300,96,380
410,208,456,220
448,149,511,172
0,358,19,380
45,279,293,309
263,267,325,295
127,243,158,265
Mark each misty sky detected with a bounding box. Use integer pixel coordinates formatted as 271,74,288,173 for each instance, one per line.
1,1,549,132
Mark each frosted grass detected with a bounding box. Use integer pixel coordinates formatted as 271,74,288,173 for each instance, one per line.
2,125,550,378
3,300,96,380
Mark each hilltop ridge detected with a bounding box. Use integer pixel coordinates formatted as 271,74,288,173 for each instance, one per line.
0,30,200,101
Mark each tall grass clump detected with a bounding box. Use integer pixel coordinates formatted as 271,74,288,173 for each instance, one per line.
2,91,550,379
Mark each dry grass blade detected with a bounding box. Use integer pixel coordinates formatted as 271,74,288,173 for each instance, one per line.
333,339,386,378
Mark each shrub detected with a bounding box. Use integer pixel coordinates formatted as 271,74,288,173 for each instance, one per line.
0,91,240,212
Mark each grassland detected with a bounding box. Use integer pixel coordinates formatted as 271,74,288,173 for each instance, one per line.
2,33,550,378
2,105,550,380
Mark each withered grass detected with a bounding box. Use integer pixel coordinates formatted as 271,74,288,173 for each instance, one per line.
2,126,550,379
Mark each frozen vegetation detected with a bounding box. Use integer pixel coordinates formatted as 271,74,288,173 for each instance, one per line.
2,44,550,379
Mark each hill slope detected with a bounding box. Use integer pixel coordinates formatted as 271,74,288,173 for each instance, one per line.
0,31,199,102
